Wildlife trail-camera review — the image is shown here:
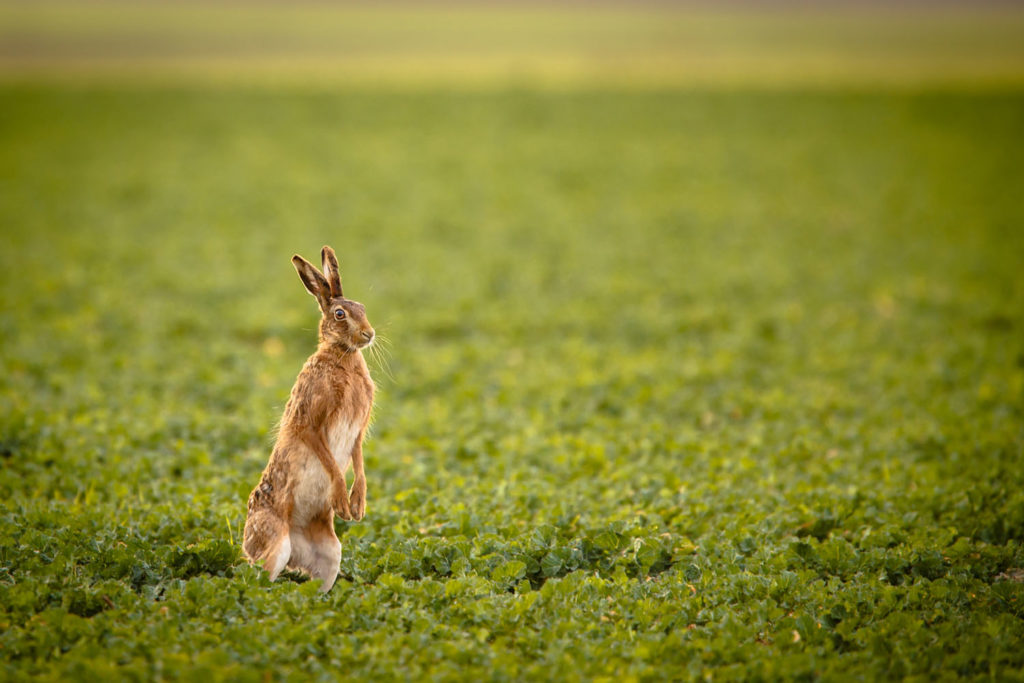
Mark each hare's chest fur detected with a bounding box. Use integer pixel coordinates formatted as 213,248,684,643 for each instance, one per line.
327,417,360,472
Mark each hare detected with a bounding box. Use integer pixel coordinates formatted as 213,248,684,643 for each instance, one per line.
243,245,375,592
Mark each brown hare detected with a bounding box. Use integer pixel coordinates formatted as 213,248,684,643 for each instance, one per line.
243,246,375,592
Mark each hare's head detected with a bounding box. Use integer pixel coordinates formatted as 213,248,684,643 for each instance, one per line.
292,246,375,351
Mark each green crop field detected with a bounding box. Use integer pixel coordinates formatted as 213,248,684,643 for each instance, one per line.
2,3,1024,681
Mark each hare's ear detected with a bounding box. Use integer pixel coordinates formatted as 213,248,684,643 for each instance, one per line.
292,254,331,311
321,245,343,298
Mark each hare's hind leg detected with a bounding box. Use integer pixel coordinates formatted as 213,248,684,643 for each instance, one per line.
243,510,292,581
263,532,292,581
291,513,341,592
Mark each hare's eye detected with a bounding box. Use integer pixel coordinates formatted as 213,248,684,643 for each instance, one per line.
334,309,346,320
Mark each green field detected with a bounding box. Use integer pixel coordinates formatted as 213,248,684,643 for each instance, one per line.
2,3,1024,681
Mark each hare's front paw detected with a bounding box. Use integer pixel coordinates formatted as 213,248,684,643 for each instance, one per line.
332,481,353,520
349,476,367,521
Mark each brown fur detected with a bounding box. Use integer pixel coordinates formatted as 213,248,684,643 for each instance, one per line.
242,246,375,592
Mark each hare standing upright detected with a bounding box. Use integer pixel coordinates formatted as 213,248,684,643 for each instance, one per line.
243,246,375,592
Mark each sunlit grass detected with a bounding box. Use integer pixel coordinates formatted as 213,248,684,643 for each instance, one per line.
1,3,1023,679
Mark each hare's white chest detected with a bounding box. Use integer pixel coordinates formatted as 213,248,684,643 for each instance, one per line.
291,417,360,525
327,418,359,472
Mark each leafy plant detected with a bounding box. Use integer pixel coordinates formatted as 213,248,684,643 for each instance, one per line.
2,57,1023,681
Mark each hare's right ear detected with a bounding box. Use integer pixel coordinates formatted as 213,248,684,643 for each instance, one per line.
321,245,343,298
292,255,330,312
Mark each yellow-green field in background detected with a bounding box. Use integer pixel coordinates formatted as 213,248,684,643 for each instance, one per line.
3,2,1024,87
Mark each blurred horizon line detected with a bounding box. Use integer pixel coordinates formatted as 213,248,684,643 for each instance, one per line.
3,1,1024,89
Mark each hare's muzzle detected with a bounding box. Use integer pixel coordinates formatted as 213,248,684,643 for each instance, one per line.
359,330,375,346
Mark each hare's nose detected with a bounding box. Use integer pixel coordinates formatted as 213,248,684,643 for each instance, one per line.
361,330,374,342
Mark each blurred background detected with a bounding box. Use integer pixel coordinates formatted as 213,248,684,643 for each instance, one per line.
3,1,1024,87
2,0,1022,493
2,1,1023,459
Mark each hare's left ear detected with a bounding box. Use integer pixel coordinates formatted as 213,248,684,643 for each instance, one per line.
293,254,331,312
321,245,343,298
